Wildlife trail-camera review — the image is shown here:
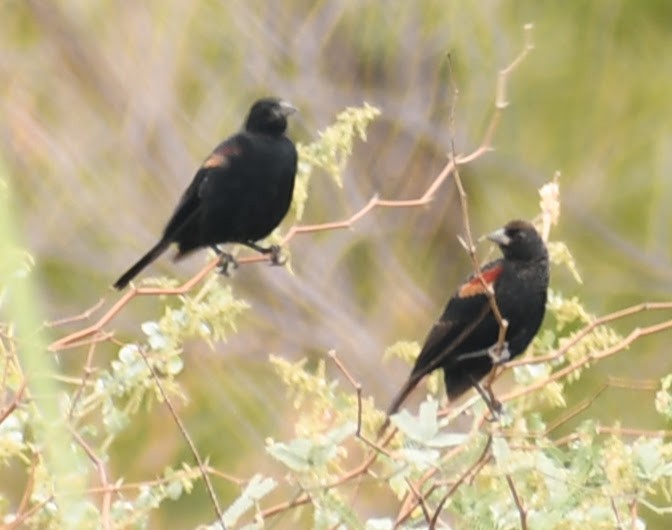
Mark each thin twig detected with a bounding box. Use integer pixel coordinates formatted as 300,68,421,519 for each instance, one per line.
394,427,490,527
610,497,624,529
258,491,311,519
0,378,27,426
135,347,225,527
69,427,112,530
48,26,539,354
544,382,610,435
507,301,672,369
496,24,535,108
606,375,658,390
68,341,97,421
505,474,527,530
85,465,243,494
16,458,37,522
327,350,392,457
5,496,55,530
328,350,363,435
500,318,672,404
44,298,105,328
404,478,431,525
39,25,541,529
552,425,672,447
426,436,493,529
446,40,509,397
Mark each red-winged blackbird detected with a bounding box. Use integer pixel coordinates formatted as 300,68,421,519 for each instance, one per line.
113,97,298,290
384,220,549,424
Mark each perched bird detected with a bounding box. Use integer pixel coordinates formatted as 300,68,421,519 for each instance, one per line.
384,220,549,427
113,97,298,290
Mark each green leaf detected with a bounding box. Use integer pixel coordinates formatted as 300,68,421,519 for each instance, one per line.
634,438,663,479
223,474,277,526
165,479,183,501
398,447,440,467
165,355,184,376
391,399,438,442
266,438,314,471
245,474,277,500
118,344,140,364
491,436,511,465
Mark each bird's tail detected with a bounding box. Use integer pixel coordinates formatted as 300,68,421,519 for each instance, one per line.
377,374,423,438
113,239,171,290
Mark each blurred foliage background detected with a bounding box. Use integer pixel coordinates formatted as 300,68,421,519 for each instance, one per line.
2,0,672,528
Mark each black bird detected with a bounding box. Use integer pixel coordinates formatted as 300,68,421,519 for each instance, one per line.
113,97,298,290
384,220,549,427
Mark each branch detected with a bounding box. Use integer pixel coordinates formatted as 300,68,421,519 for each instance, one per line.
48,26,537,353
43,298,104,328
36,23,543,530
328,350,390,456
69,427,112,530
426,436,493,529
500,316,672,404
507,301,672,369
136,347,225,527
505,475,528,530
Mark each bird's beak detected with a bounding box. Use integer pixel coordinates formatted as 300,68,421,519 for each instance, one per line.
487,227,511,246
278,100,297,116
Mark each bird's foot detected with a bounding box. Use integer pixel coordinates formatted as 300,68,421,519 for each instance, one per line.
267,244,286,266
243,241,286,266
211,246,239,276
487,341,510,366
217,253,239,276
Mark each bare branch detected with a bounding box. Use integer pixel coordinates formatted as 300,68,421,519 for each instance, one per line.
48,25,538,353
426,436,493,529
44,298,105,328
327,350,391,456
135,347,225,527
35,24,549,529
69,427,112,530
501,317,672,404
405,478,431,526
505,475,528,530
67,341,96,421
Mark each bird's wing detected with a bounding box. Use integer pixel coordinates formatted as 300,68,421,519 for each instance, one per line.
410,260,505,380
162,137,243,239
383,262,504,419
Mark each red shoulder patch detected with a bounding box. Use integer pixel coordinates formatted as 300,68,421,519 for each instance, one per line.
458,264,503,298
202,143,241,169
202,153,226,169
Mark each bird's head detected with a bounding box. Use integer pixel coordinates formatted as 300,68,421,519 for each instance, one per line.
245,97,297,136
487,220,547,262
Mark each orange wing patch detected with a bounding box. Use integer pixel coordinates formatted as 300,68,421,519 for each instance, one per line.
458,265,503,298
203,153,226,169
202,144,241,169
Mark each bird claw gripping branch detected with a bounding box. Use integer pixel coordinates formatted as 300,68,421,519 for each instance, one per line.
212,247,239,277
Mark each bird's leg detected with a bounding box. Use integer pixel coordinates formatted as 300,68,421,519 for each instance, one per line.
469,375,502,421
487,341,511,365
243,241,286,266
455,342,508,364
211,245,239,276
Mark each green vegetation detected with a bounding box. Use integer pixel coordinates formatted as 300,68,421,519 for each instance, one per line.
2,1,672,528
